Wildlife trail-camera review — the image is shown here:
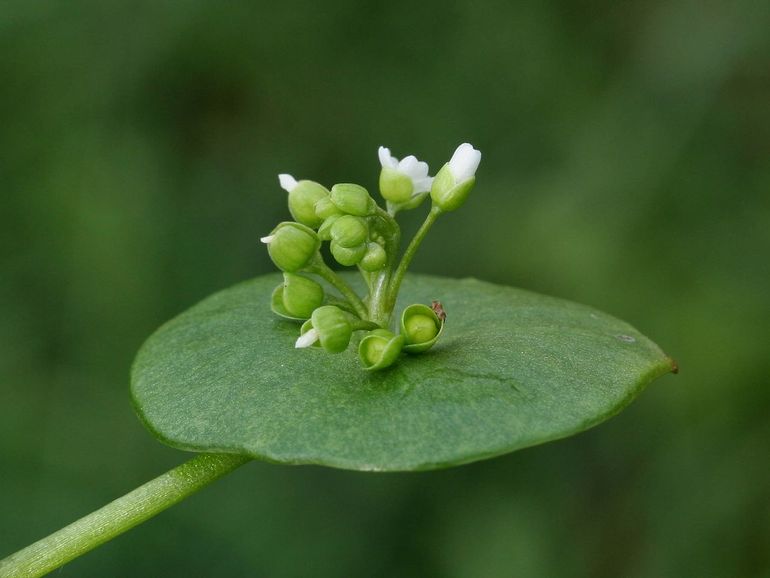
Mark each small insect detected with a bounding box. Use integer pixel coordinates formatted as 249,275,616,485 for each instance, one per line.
431,300,447,322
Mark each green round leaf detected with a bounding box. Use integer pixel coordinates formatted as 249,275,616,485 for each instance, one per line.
131,274,675,472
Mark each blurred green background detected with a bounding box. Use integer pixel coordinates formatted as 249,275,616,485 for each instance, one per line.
2,1,769,576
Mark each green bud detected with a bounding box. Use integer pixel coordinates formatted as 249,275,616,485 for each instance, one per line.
300,305,352,354
330,215,368,248
261,222,320,273
288,181,329,228
400,303,445,353
317,215,340,241
330,240,366,266
430,163,476,212
271,284,297,320
271,274,325,321
359,242,387,272
281,273,324,319
330,183,375,216
358,329,404,371
314,196,343,220
378,167,413,204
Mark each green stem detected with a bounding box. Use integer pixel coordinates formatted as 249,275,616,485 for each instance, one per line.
0,453,250,578
374,205,400,233
369,207,401,327
325,297,357,315
387,206,442,308
308,256,368,319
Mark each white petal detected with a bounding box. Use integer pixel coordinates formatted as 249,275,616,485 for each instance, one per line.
412,160,430,179
378,146,398,169
448,143,482,182
396,155,431,183
295,328,319,348
278,173,298,192
397,155,418,175
412,176,434,194
260,235,275,244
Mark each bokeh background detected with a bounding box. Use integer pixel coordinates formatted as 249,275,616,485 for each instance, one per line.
2,1,769,576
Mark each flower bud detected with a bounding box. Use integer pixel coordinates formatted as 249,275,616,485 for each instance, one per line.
430,143,481,212
281,273,324,319
377,146,433,205
279,174,330,229
359,242,387,272
296,305,352,354
358,329,404,371
400,303,445,353
317,215,340,241
330,183,375,216
271,274,325,321
330,215,368,248
261,222,320,273
314,196,343,221
330,240,366,267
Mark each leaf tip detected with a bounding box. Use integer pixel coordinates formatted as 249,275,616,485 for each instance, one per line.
668,357,679,374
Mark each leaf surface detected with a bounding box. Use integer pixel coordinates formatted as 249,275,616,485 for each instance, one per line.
131,274,674,471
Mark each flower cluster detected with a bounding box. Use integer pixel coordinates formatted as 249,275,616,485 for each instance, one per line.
261,142,481,370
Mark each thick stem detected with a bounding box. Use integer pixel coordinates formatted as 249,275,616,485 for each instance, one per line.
307,256,368,319
368,273,391,327
0,453,250,578
387,206,442,308
368,207,401,327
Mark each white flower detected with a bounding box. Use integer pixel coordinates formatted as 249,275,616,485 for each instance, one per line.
278,173,298,192
447,143,481,183
429,142,482,212
378,146,433,194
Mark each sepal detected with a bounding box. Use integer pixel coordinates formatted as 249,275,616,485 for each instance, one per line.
429,164,475,212
314,196,343,220
269,273,324,321
400,303,445,353
286,180,330,228
378,167,414,203
359,329,404,371
296,306,352,354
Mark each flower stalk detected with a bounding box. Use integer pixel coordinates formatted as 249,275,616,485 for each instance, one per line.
0,454,250,578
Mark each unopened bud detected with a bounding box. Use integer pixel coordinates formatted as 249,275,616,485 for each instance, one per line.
330,215,368,248
359,242,387,272
261,222,320,272
330,183,375,216
330,241,366,267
